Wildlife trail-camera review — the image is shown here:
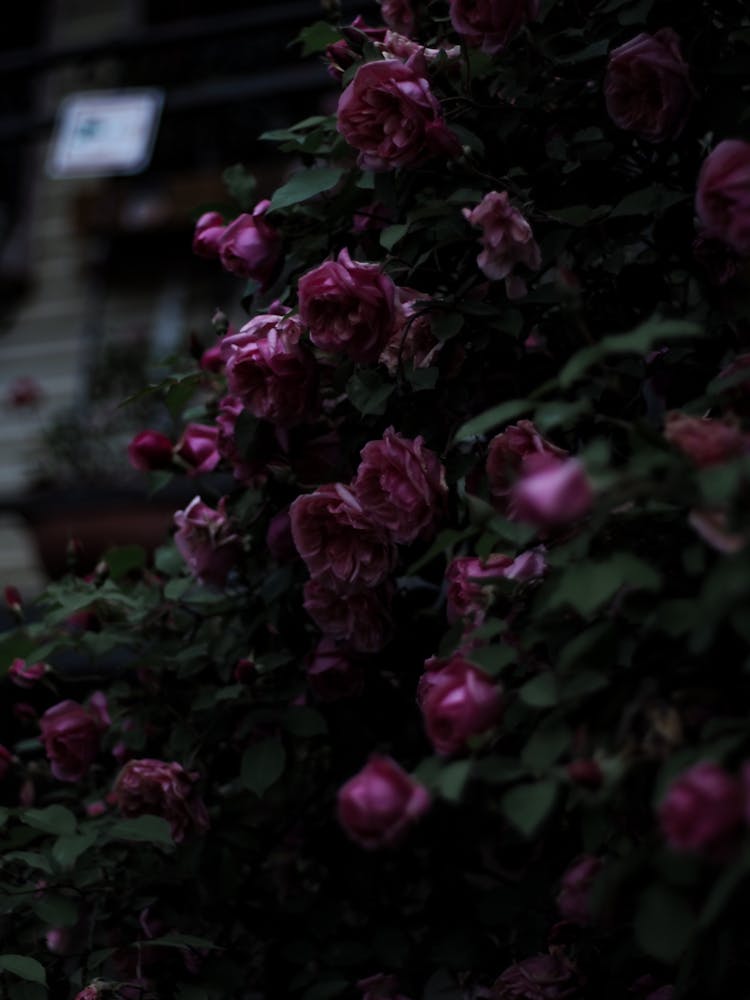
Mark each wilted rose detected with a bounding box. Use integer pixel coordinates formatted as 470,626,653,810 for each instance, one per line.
218,201,282,288
463,191,541,285
696,140,750,255
127,430,173,472
449,0,539,55
337,53,460,171
337,755,430,849
39,693,109,782
298,248,400,363
303,578,393,653
113,758,210,843
419,654,503,755
173,496,241,587
604,29,693,142
658,761,742,853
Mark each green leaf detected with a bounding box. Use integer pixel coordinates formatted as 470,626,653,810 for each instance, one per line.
108,815,173,845
104,544,146,580
3,851,54,874
294,20,341,56
222,163,256,209
436,760,473,802
284,707,328,737
52,831,97,869
269,166,345,212
380,223,408,251
700,845,750,927
0,807,8,827
466,644,516,676
543,554,661,616
240,737,286,797
32,893,78,928
635,885,695,962
431,312,464,342
559,670,608,701
522,719,571,770
21,806,76,836
0,956,47,986
501,780,558,837
346,369,395,416
609,185,687,218
143,933,220,951
518,673,558,708
453,399,532,442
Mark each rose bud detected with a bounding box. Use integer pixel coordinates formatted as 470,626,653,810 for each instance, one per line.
113,758,210,843
509,454,593,528
658,760,743,853
173,496,242,588
8,658,48,688
306,638,364,702
604,29,693,142
39,694,110,782
449,0,539,55
127,430,174,472
218,201,282,289
234,658,256,684
199,344,224,373
556,855,603,925
463,191,542,286
4,585,22,614
174,423,221,476
696,139,750,256
493,952,580,1000
192,211,225,258
337,755,430,849
418,654,504,755
566,758,603,790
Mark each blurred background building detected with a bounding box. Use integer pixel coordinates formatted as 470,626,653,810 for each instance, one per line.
0,0,371,598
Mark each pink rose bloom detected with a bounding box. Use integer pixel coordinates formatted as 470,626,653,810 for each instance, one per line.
336,52,460,172
379,294,441,374
0,744,13,781
306,638,364,702
696,140,750,255
113,758,210,844
173,496,241,588
604,29,693,142
223,313,317,427
493,953,580,1000
487,420,567,508
39,693,109,782
463,191,541,284
291,483,396,588
658,761,742,853
509,455,593,528
556,855,603,925
127,430,173,472
353,428,447,544
192,211,225,258
664,411,749,467
298,248,400,363
445,550,546,624
337,754,430,849
381,0,417,36
303,578,392,653
418,654,503,755
449,0,539,55
175,423,221,476
218,201,282,288
8,658,48,688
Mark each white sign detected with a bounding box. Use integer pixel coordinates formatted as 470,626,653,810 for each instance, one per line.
47,89,164,179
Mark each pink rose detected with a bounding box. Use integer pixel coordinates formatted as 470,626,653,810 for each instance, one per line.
199,343,224,373
449,0,539,55
493,953,580,1000
39,693,109,782
418,654,503,755
604,29,693,142
379,294,441,374
291,483,396,588
192,211,225,258
306,638,364,702
556,855,603,925
173,496,241,588
463,192,541,288
8,658,48,688
337,755,430,849
381,0,417,36
127,430,173,472
353,428,447,544
218,201,282,288
445,550,546,624
222,312,317,427
696,140,750,255
509,455,593,528
664,411,749,467
0,744,13,781
303,578,392,653
658,761,743,853
113,758,209,843
175,423,221,476
336,53,460,172
298,248,400,363
266,508,297,562
487,420,567,508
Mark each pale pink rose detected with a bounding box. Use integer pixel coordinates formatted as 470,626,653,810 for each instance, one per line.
664,411,749,467
510,455,593,528
306,638,364,702
604,29,693,142
298,248,400,363
379,294,441,374
192,211,225,258
290,483,396,588
8,658,47,688
353,428,447,544
173,496,241,587
449,0,539,55
39,694,109,782
113,758,209,843
223,312,317,427
463,191,541,284
175,423,221,476
556,855,603,925
303,578,393,653
337,755,430,848
696,140,750,255
659,761,742,853
218,201,282,288
380,0,417,36
493,953,580,1000
445,550,546,624
127,430,173,472
336,52,460,172
418,654,503,755
487,420,567,508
